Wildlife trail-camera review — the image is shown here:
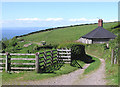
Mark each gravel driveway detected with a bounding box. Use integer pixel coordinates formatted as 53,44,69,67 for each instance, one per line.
73,58,106,85
4,57,106,85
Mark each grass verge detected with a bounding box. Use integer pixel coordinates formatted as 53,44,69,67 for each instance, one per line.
83,56,101,74
86,44,118,85
105,59,118,85
2,63,85,84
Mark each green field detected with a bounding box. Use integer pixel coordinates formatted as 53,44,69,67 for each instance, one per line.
1,21,119,85
1,22,118,54
19,22,118,45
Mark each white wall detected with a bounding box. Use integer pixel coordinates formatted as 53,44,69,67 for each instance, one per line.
78,38,92,44
78,38,112,44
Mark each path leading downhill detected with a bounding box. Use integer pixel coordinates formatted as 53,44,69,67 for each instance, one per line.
4,57,106,85
73,58,106,85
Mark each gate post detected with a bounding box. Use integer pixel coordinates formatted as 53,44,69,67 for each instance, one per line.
35,52,40,73
5,52,11,72
71,48,73,66
111,49,114,65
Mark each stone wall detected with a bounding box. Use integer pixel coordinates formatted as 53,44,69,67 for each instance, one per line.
78,38,111,44
92,38,110,44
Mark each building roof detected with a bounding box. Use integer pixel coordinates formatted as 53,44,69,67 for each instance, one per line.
82,26,117,39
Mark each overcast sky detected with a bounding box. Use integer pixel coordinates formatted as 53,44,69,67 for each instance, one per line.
2,1,118,28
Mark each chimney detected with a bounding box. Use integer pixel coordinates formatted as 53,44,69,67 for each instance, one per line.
98,19,103,27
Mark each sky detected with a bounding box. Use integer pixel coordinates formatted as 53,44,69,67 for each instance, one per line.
1,2,118,28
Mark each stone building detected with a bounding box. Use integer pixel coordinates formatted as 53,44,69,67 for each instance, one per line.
78,19,116,44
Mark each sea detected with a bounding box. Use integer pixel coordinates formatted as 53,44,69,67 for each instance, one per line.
1,27,48,40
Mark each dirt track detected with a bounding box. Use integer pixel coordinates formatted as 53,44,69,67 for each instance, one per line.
73,58,106,85
4,57,106,85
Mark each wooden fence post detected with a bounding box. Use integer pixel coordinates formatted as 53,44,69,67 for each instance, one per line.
35,52,40,73
43,51,47,70
5,52,11,72
51,50,53,65
114,56,117,64
57,49,60,63
111,49,114,65
71,48,73,66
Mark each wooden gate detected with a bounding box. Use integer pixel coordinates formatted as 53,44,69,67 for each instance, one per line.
0,48,71,73
57,48,71,63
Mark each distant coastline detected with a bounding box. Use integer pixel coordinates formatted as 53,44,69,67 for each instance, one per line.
1,27,48,40
1,21,116,40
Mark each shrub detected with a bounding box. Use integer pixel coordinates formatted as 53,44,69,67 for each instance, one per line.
33,45,39,51
38,44,59,50
57,42,93,63
71,44,94,63
57,42,85,49
71,44,86,60
1,42,6,49
8,37,18,47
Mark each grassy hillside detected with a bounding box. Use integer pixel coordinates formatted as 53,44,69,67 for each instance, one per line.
1,22,118,54
19,22,118,45
1,22,119,85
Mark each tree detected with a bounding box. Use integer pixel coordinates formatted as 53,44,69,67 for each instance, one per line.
33,45,39,52
2,42,6,49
